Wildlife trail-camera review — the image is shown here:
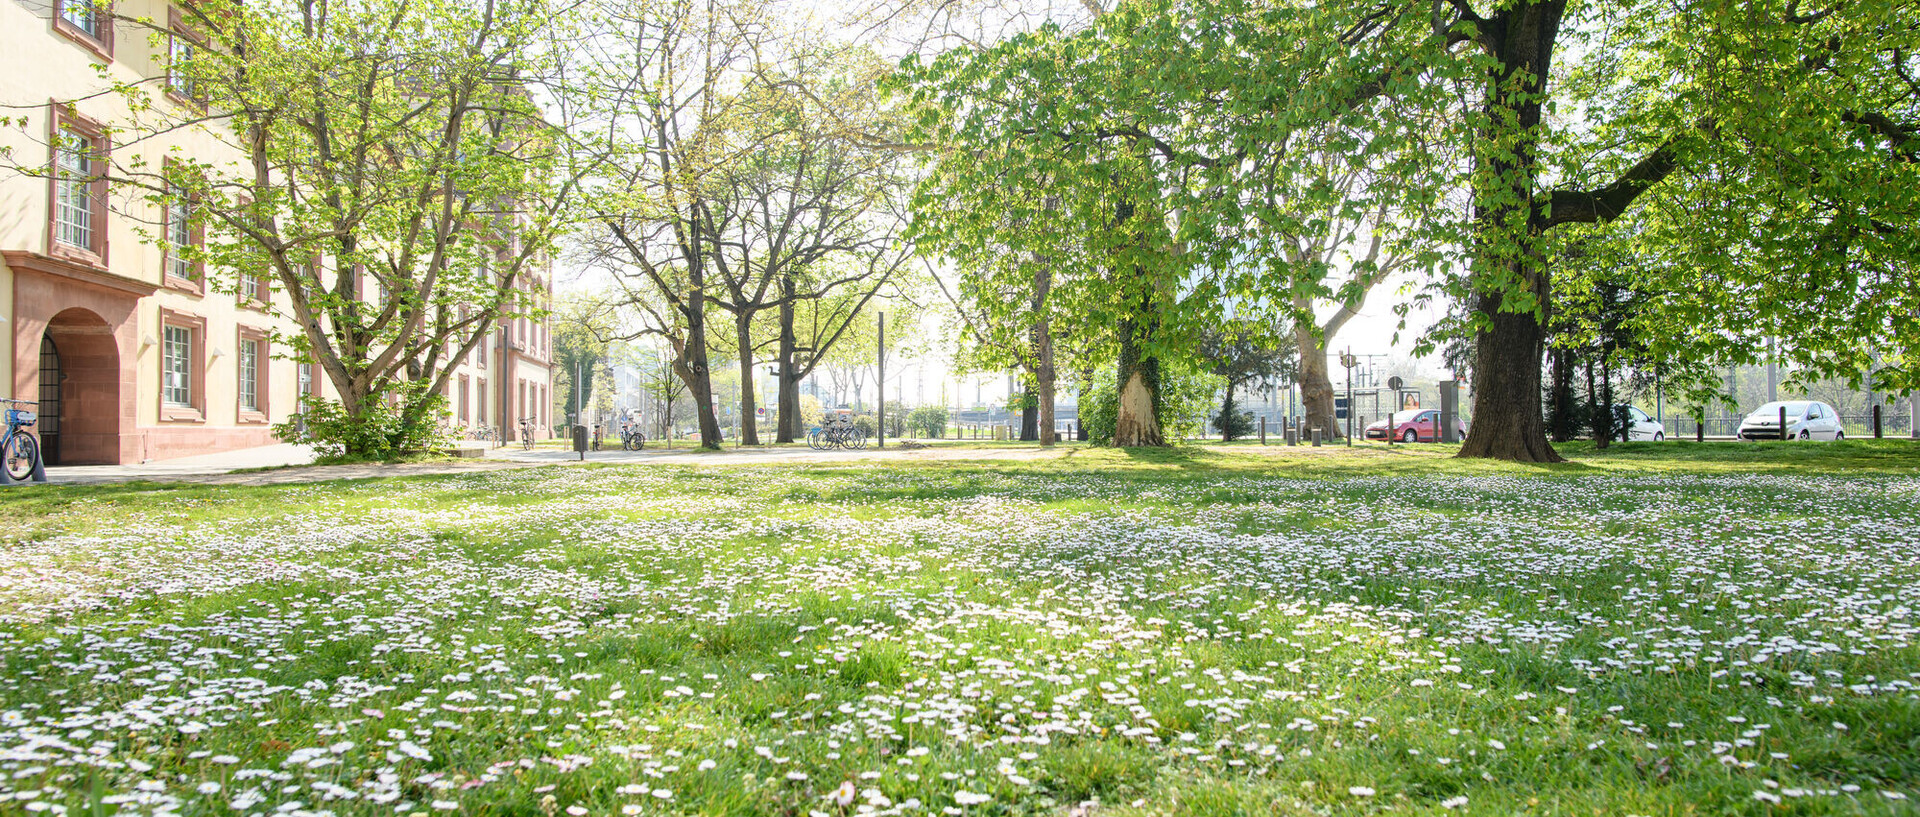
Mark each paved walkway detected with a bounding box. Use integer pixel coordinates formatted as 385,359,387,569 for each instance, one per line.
42,443,319,485
487,442,1072,467
31,440,1073,487
40,442,536,486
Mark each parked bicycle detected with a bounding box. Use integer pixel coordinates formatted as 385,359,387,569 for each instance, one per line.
3,398,42,481
518,417,536,450
807,413,868,451
620,420,646,451
473,422,504,449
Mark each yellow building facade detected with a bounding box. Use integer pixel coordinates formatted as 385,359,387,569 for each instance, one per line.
2,0,552,464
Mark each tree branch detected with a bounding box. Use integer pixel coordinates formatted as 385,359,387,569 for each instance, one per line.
1541,135,1688,227
1841,110,1918,162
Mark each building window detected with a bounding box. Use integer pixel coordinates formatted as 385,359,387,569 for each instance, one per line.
238,339,259,411
298,361,314,401
160,309,206,421
163,325,192,406
53,128,95,250
61,0,99,36
236,330,268,421
167,10,204,104
48,108,109,264
55,0,113,57
166,183,195,281
237,270,272,306
169,35,195,97
458,375,470,423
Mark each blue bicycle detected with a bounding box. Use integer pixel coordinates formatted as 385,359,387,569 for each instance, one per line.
2,398,41,481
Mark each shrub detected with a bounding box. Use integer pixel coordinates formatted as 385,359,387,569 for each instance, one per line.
1081,381,1119,445
798,395,823,429
884,402,910,437
275,389,451,462
1214,408,1255,441
907,405,950,438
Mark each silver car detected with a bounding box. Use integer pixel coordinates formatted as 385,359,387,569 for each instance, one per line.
1738,400,1845,441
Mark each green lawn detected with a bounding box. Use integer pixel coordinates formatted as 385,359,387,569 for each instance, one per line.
1,442,1917,815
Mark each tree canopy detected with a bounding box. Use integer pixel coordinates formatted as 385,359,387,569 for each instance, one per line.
890,0,1917,459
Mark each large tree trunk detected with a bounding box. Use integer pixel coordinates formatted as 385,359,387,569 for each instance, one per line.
776,277,802,443
1294,323,1342,440
1114,306,1165,447
735,315,760,446
1110,194,1165,448
1459,305,1561,461
1586,358,1607,449
1218,382,1236,441
1458,0,1567,463
675,351,723,449
681,215,724,450
1019,387,1038,441
1032,260,1056,446
1599,356,1616,445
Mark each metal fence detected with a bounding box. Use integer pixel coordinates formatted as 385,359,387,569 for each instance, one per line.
1662,412,1914,439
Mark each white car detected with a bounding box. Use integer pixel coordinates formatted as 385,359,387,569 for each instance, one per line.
1615,405,1664,441
1738,400,1845,441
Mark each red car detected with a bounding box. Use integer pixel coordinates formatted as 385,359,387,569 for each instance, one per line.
1364,409,1468,442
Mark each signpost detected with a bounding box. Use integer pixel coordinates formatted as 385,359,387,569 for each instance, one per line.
1386,375,1403,445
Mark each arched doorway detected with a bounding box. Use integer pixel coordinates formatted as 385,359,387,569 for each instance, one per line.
42,308,121,465
37,336,61,465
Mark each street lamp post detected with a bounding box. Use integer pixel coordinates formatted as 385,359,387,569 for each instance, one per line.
1340,350,1357,446
877,311,885,449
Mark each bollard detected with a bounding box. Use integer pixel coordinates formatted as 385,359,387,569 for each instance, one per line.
1779,405,1788,441
1873,404,1883,438
1312,428,1323,447
1259,416,1266,445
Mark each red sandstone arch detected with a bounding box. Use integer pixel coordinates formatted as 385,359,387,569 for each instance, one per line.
41,308,121,464
6,251,149,464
